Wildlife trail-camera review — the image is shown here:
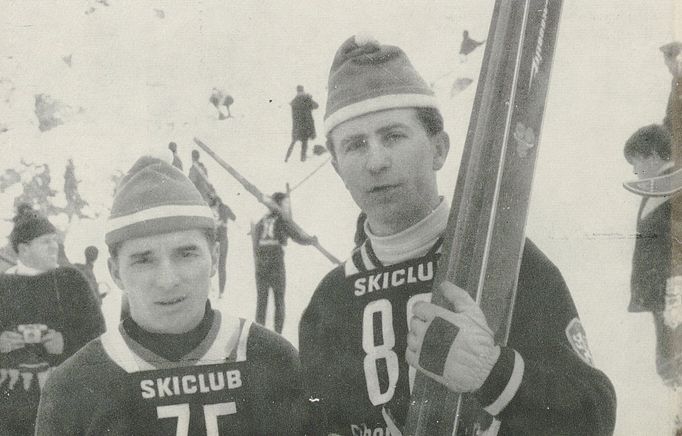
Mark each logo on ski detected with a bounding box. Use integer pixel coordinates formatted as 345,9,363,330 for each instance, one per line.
528,0,550,90
514,122,536,157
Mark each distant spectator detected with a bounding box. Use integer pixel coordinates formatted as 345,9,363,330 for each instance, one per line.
0,208,105,435
168,142,183,171
285,85,318,162
254,192,316,333
73,246,105,305
188,149,215,203
207,193,236,298
624,124,681,389
459,29,485,62
661,41,682,133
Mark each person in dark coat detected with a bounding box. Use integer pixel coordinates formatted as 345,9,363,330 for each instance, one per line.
1,208,105,435
285,85,319,163
624,124,681,388
188,149,215,203
73,246,105,305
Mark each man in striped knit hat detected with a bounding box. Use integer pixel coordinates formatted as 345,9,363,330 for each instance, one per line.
36,154,307,435
299,35,616,435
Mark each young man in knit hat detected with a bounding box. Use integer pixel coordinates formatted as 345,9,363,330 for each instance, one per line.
0,206,105,436
299,35,617,435
35,155,308,435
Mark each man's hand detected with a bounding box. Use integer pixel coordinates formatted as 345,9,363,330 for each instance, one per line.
0,331,25,353
406,281,500,393
41,329,64,355
661,41,682,78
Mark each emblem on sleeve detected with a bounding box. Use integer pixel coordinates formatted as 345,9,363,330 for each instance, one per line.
565,318,594,366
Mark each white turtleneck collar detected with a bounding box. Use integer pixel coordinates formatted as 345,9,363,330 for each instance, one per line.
365,199,449,265
4,259,48,276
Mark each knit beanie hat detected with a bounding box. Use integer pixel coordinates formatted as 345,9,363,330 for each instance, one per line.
9,208,57,252
105,155,215,247
323,34,439,136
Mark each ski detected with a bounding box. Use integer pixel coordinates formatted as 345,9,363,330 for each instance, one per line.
404,1,563,435
623,168,682,197
193,137,341,265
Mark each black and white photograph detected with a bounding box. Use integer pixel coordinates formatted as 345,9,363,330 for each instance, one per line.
0,1,679,434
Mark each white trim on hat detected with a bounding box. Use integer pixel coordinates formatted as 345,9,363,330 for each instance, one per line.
106,204,214,234
324,93,440,135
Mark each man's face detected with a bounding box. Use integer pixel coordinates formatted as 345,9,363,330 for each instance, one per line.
630,154,667,180
19,233,59,272
109,229,217,334
331,108,449,235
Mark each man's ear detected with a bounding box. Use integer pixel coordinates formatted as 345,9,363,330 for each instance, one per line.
331,156,341,176
209,242,219,278
15,242,27,259
108,257,125,291
431,131,450,171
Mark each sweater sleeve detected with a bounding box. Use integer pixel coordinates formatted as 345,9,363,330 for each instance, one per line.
246,324,309,435
475,240,616,435
298,269,348,435
58,268,106,358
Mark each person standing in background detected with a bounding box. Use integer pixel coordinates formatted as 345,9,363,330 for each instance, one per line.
1,208,104,435
285,85,319,163
73,245,106,305
188,149,215,203
207,192,236,298
254,192,315,334
168,141,183,171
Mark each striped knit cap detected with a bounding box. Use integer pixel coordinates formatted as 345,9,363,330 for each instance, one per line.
105,155,215,246
323,34,439,136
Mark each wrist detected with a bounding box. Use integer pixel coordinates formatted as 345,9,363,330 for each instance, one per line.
475,346,524,416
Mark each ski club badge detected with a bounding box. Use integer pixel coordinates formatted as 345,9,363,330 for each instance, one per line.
565,318,594,366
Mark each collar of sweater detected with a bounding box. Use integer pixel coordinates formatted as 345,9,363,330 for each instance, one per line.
6,259,48,276
365,199,449,265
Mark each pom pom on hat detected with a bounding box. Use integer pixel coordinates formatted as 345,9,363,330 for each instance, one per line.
323,34,439,135
105,155,215,247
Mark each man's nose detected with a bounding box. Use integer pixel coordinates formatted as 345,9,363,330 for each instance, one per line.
365,141,391,173
154,259,180,289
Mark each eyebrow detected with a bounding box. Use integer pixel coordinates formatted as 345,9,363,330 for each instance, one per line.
129,250,152,260
177,244,200,252
376,123,410,135
339,123,410,148
339,134,367,149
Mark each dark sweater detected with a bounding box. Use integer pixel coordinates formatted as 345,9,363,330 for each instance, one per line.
300,239,617,435
35,311,308,435
629,196,671,312
0,267,106,426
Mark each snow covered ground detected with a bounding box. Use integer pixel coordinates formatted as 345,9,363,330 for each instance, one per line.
1,1,680,434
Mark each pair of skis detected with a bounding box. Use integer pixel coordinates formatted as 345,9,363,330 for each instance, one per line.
405,1,563,435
